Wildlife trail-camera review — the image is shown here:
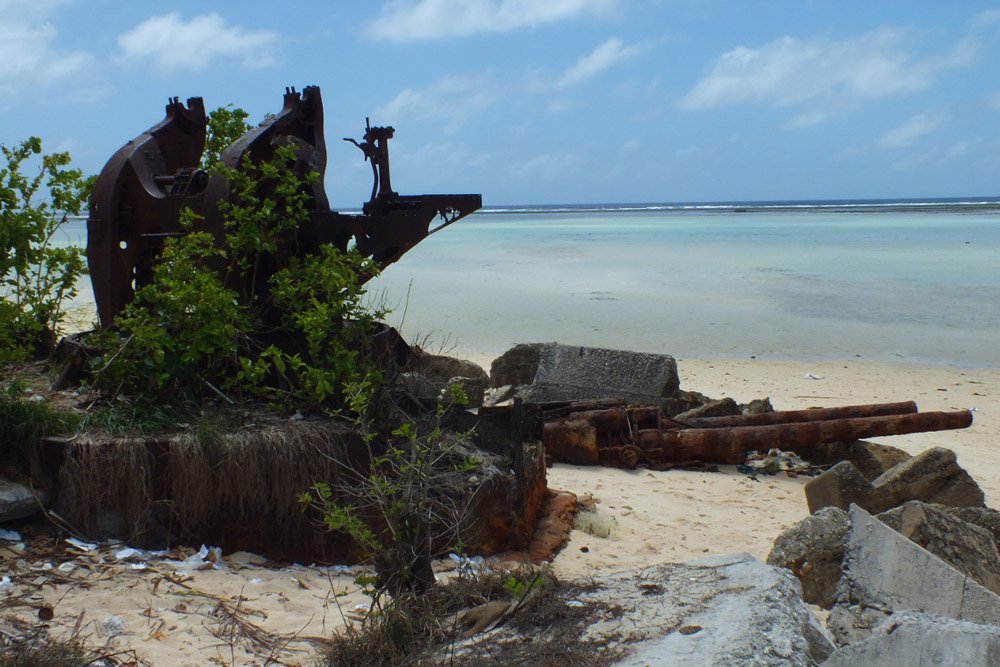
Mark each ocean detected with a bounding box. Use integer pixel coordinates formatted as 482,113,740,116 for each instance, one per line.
60,198,1000,367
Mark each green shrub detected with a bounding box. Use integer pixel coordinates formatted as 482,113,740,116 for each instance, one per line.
0,137,92,361
91,116,384,410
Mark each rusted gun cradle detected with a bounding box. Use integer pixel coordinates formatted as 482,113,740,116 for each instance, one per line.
540,399,974,468
87,85,481,328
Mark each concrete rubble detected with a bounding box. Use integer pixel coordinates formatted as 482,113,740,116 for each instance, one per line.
487,342,680,408
444,552,835,666
804,445,985,514
768,443,1000,665
0,478,42,523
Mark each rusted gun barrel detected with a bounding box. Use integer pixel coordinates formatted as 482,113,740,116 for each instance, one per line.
650,409,972,465
543,400,973,468
669,401,918,429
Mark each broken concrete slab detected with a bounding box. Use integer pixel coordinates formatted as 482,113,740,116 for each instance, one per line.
870,446,984,510
608,553,835,666
0,478,41,523
441,553,834,666
804,461,874,514
767,506,850,608
877,501,1000,596
822,610,1000,666
489,343,680,406
828,504,1000,645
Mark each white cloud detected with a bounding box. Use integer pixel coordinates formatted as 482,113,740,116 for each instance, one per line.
879,112,944,149
970,8,1000,29
117,13,279,74
365,0,617,41
515,152,581,181
376,75,499,130
558,37,639,88
679,27,974,121
0,5,97,97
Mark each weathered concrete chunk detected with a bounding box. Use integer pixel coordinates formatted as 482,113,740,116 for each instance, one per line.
490,343,680,405
410,348,489,387
609,553,834,666
0,478,41,522
877,501,1000,595
871,446,984,511
829,504,1000,645
767,506,850,608
854,440,913,479
947,506,1000,551
662,389,710,418
804,461,874,514
740,397,774,415
440,553,833,665
489,343,542,387
674,397,742,420
797,440,912,481
822,610,1000,666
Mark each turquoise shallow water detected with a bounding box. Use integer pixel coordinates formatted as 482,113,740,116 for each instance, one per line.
59,200,1000,367
365,204,1000,367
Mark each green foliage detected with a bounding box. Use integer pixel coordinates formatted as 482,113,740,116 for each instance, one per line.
202,104,251,168
0,137,92,361
94,230,246,398
301,385,477,600
91,108,384,409
504,573,542,598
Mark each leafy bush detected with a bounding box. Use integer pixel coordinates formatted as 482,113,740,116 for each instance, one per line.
91,115,384,409
0,137,92,361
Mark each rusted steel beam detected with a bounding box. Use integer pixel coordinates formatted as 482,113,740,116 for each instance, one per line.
658,410,973,465
670,401,919,430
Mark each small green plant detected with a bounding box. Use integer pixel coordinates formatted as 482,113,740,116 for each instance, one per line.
504,573,542,598
301,384,478,600
0,137,92,361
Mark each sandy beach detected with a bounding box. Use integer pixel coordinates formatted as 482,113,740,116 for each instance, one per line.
9,325,998,664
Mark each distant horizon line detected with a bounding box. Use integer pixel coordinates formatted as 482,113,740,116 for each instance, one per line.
326,194,1000,212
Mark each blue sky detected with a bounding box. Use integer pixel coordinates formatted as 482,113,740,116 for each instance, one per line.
3,0,1000,206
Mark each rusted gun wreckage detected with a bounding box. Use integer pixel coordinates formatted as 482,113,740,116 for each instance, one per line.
87,85,481,327
539,399,973,468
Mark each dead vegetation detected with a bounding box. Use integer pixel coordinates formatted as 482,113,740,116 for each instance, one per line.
0,614,148,667
319,564,627,667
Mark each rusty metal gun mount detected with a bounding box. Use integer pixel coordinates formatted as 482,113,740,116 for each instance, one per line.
87,86,482,328
481,398,974,469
